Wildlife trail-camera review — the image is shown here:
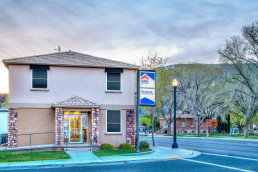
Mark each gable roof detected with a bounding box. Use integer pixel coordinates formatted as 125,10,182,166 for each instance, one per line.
2,51,139,69
159,112,193,120
52,95,101,108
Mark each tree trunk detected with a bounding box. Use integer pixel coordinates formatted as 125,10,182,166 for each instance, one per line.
244,120,249,138
168,120,171,135
151,114,155,146
237,123,242,133
195,122,199,136
250,121,254,135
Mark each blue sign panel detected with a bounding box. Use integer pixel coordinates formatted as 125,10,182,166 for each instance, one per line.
139,70,156,106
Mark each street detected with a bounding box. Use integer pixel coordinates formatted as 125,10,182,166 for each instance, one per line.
5,136,258,172
142,136,258,158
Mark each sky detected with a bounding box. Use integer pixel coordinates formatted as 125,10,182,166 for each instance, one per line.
0,0,257,93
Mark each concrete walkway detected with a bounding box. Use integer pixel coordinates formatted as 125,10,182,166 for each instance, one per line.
0,147,200,170
145,134,258,142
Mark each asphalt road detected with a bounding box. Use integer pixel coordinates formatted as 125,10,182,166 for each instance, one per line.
142,136,258,158
5,136,258,172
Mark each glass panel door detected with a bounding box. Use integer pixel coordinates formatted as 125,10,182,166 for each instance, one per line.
82,114,88,143
69,115,82,143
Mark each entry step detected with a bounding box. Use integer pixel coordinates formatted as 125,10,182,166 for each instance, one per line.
65,148,91,152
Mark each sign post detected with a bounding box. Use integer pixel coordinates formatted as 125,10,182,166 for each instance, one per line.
136,70,156,153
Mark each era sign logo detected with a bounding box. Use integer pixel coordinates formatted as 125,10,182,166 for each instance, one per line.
141,74,149,85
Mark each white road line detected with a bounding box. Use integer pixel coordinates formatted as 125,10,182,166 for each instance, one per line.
202,153,258,161
182,158,255,172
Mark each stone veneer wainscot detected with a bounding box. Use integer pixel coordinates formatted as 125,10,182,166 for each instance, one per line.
126,109,135,147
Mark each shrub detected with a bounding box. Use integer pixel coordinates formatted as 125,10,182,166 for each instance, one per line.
100,143,114,150
140,140,150,149
118,143,133,150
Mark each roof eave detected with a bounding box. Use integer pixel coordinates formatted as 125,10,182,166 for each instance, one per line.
52,105,102,108
2,61,139,69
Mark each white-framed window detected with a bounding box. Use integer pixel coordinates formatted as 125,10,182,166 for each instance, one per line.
190,122,194,127
106,72,121,91
180,121,185,127
106,110,121,133
32,69,48,89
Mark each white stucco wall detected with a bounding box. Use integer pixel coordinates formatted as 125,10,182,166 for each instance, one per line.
8,65,135,106
99,109,127,147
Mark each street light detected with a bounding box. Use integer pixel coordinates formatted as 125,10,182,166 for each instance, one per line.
172,79,178,148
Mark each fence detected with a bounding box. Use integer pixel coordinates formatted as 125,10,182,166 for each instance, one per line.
0,134,7,145
0,132,55,150
1,131,92,151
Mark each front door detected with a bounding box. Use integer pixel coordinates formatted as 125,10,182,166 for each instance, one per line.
69,115,82,143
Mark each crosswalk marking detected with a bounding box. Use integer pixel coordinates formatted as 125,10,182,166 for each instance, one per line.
182,158,255,172
202,152,258,161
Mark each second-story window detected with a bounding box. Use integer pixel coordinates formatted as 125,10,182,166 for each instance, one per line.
107,72,121,91
32,69,48,89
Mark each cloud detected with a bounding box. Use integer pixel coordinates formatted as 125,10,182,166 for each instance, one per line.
0,0,257,63
0,0,258,92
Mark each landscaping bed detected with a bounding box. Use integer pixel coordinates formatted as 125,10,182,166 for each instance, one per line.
0,151,70,163
93,149,152,157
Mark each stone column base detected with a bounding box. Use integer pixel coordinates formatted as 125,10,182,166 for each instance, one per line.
55,108,64,145
91,108,99,145
8,108,18,148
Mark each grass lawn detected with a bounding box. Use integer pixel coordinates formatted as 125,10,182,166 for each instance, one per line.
0,151,71,163
164,134,258,139
93,149,152,157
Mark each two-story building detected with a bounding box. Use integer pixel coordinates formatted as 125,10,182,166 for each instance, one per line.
2,51,138,148
160,113,207,134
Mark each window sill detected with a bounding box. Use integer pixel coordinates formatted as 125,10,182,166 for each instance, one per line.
105,132,122,135
30,89,49,91
105,91,122,93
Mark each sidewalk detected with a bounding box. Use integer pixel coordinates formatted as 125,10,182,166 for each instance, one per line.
0,147,200,170
148,134,258,142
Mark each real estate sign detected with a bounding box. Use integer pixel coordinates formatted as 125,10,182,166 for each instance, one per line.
206,119,218,127
139,70,156,106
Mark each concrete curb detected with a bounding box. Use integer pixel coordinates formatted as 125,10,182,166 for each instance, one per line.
0,148,200,171
0,155,194,171
157,135,258,142
120,148,156,156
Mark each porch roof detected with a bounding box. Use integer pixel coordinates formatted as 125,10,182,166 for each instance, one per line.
52,95,101,108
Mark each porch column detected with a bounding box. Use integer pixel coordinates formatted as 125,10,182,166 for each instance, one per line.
55,108,64,145
126,109,135,147
91,108,99,145
8,108,18,148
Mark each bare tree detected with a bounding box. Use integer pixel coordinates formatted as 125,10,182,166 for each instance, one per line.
176,64,225,136
140,51,167,70
218,21,258,138
158,86,184,134
140,51,167,145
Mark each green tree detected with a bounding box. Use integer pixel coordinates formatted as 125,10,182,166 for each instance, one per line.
139,116,152,127
3,96,8,109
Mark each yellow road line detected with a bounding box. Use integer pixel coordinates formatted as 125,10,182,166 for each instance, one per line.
167,155,181,158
